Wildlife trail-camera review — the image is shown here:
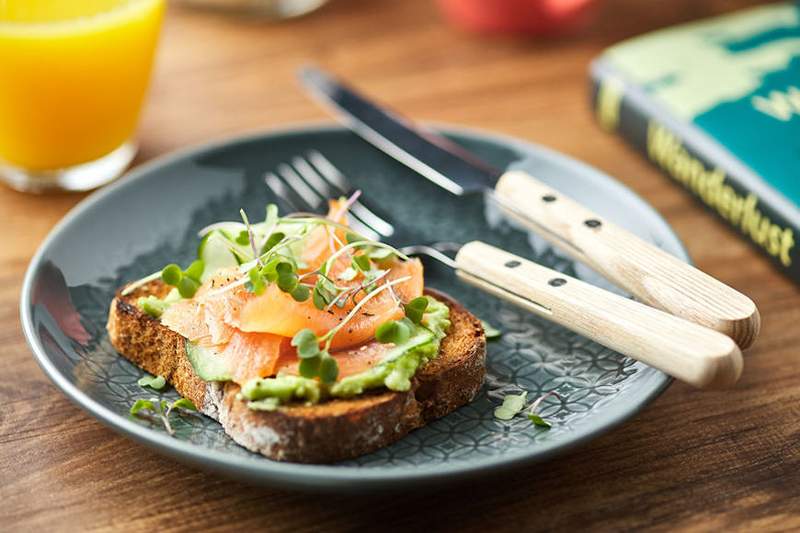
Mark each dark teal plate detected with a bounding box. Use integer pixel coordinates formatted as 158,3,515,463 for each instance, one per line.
21,124,680,492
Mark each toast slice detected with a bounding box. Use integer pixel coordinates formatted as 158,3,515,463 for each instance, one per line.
107,280,486,463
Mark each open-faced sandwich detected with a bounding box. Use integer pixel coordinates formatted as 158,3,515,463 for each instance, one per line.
107,198,486,463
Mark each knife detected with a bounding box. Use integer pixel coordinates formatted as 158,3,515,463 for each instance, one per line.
297,65,760,349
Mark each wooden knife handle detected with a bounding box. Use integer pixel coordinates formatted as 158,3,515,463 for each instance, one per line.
455,241,743,389
493,170,760,348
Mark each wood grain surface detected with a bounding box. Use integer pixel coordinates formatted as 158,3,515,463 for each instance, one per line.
3,0,798,531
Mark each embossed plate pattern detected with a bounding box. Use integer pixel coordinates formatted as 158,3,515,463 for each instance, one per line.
21,124,680,491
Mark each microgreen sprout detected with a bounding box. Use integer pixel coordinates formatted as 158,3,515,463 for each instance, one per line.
161,264,182,286
128,205,382,305
291,284,311,302
352,254,370,272
291,328,338,384
481,320,502,340
235,231,250,245
184,260,203,282
160,260,204,299
178,276,200,298
527,391,559,429
346,232,365,244
528,415,550,428
494,391,528,421
491,389,558,428
312,284,328,310
289,275,412,384
337,267,358,282
368,247,395,265
316,275,346,310
404,297,429,325
332,190,362,221
320,275,411,350
319,356,339,383
322,240,408,280
129,396,197,436
292,328,321,359
247,267,266,295
374,296,429,345
239,208,263,267
298,355,321,378
137,374,166,390
264,203,279,227
262,231,285,254
121,270,163,296
172,398,198,411
242,251,314,302
317,267,392,313
280,216,355,235
276,262,299,292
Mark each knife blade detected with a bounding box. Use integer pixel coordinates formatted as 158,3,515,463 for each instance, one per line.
299,66,499,196
297,65,760,349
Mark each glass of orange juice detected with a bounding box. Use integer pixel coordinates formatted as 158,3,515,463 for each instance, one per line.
0,0,164,192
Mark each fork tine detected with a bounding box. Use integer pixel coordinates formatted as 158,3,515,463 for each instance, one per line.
292,156,338,199
305,151,395,237
277,163,325,211
266,152,388,242
272,163,381,241
345,214,382,242
286,153,383,241
306,150,349,191
348,202,395,238
264,172,299,212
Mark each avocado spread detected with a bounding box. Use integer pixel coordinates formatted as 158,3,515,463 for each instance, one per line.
185,296,451,409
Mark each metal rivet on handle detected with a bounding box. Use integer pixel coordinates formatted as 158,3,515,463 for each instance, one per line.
542,194,557,203
504,260,521,268
548,278,567,287
584,219,602,228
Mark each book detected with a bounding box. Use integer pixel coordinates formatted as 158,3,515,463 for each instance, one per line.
590,2,800,281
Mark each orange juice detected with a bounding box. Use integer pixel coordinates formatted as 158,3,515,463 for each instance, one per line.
0,0,164,172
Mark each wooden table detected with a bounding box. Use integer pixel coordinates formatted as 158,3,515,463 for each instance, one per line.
4,0,797,530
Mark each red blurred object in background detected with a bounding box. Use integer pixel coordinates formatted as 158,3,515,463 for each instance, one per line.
436,0,597,35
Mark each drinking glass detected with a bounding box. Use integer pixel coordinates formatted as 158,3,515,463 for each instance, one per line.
0,0,165,192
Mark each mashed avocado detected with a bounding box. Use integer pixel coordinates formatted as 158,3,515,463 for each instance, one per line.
191,296,451,409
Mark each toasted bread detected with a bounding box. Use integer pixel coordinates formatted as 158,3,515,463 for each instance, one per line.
107,280,486,463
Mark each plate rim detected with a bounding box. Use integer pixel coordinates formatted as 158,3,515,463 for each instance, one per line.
20,121,679,490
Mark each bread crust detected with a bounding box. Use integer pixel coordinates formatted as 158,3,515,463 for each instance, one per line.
107,281,486,463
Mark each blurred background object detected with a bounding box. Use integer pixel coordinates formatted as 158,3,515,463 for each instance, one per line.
0,0,164,193
591,3,800,283
436,0,597,35
175,0,328,19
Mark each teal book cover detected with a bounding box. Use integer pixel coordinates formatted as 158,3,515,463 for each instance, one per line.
590,2,800,280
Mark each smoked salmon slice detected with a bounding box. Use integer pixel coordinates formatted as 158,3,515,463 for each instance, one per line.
234,258,424,350
276,340,393,379
161,267,243,346
300,199,349,273
159,198,426,385
222,330,293,384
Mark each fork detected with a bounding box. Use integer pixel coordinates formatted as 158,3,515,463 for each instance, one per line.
265,150,393,241
263,151,743,389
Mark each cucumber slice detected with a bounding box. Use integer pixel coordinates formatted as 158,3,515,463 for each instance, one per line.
186,342,232,382
197,230,241,282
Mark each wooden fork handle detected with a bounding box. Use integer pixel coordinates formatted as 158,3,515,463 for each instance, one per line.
493,170,760,348
455,241,743,389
